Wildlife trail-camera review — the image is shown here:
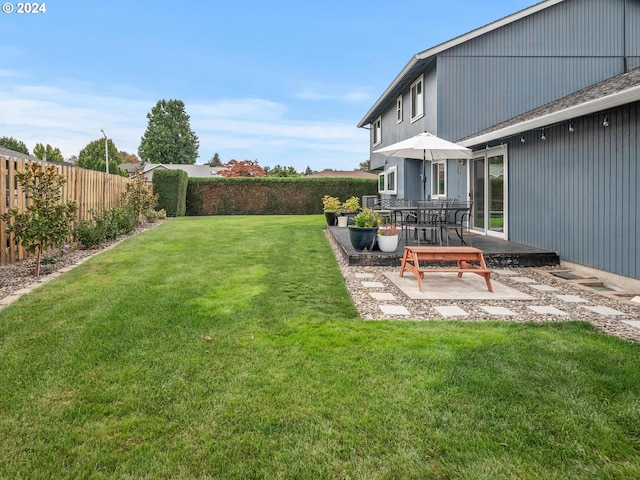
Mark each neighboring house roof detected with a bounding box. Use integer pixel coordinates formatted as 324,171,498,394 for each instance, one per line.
142,163,226,177
306,169,378,179
120,162,142,174
0,146,75,166
459,66,640,147
357,0,565,128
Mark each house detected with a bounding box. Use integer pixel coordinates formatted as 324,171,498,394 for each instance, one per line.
358,0,640,281
128,163,227,182
305,169,378,179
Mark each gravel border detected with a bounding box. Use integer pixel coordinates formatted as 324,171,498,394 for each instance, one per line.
326,230,640,343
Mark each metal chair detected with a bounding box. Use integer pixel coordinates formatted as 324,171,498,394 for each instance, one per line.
406,201,445,245
440,201,473,245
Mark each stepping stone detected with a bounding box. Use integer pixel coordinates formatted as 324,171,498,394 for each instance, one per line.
528,305,569,315
434,305,469,317
379,305,411,315
480,306,517,316
369,292,396,301
529,284,559,292
582,306,627,316
355,273,375,279
622,320,640,329
361,281,385,288
511,277,537,283
556,294,588,303
492,269,519,276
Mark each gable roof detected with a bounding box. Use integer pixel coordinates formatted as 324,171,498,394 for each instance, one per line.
459,67,640,146
357,0,565,128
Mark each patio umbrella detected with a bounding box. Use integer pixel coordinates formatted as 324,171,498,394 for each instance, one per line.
373,132,474,199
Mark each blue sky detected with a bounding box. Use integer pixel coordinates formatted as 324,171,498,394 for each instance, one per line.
1,0,534,171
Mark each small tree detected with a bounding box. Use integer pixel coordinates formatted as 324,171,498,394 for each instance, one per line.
0,162,77,277
121,170,158,226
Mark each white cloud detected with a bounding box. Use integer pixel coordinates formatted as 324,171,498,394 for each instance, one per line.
0,74,370,171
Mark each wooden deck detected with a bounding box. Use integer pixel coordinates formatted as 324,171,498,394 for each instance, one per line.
327,226,560,268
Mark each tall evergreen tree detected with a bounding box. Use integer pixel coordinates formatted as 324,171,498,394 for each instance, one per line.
138,99,199,164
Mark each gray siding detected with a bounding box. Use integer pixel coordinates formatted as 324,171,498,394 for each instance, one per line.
437,0,632,141
508,102,640,279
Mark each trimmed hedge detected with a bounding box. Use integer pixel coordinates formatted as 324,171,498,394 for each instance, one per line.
186,177,378,215
152,169,188,217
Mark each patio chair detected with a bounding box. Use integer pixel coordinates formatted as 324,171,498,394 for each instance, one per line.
440,200,473,245
406,201,445,245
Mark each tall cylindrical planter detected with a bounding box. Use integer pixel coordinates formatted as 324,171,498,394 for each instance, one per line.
348,226,378,251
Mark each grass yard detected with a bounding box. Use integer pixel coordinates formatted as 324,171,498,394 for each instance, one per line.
1,215,639,479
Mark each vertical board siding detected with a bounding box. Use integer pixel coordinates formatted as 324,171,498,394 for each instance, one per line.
508,102,639,279
1,156,132,266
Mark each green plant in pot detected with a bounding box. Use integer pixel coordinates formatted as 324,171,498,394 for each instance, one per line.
322,195,341,226
348,208,382,251
338,196,360,227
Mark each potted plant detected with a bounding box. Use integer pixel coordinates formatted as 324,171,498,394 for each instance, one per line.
348,208,381,251
377,223,400,252
322,195,341,226
338,196,360,227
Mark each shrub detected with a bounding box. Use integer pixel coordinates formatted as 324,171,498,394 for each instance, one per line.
76,219,106,249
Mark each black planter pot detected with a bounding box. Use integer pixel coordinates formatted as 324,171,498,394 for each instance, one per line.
348,226,378,251
324,212,338,226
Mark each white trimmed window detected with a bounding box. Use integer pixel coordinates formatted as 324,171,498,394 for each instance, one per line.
431,161,446,197
396,95,403,123
410,75,424,122
372,116,382,146
378,166,397,195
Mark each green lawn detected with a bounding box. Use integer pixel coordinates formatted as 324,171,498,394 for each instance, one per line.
1,216,639,479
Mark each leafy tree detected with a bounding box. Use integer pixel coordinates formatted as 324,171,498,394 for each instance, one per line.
0,136,30,155
77,138,126,176
0,162,77,277
121,170,158,226
138,99,199,164
357,160,371,171
206,152,222,166
304,166,315,176
265,164,300,177
33,143,64,163
219,159,266,177
119,151,141,164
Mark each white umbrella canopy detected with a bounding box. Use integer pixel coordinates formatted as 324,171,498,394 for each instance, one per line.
373,132,474,160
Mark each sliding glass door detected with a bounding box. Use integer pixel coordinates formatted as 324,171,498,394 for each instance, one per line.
470,147,507,238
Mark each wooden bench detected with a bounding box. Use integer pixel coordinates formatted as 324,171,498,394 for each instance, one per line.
399,246,493,293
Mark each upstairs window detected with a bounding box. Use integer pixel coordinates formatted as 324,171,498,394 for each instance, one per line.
396,95,403,123
410,75,424,122
372,116,382,146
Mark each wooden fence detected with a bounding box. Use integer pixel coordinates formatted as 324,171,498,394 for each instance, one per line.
1,155,132,266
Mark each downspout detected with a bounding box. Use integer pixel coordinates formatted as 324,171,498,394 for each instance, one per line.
624,0,628,72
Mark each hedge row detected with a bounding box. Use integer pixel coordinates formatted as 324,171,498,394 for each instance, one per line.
152,169,188,216
184,177,378,215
